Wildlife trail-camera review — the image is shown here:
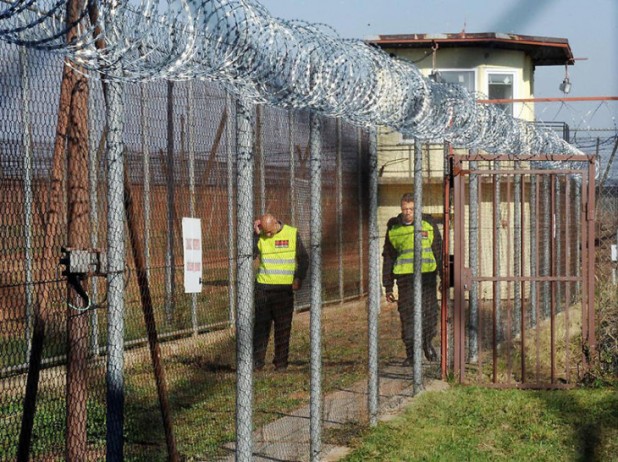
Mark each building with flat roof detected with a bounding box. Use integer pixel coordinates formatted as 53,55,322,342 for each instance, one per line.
365,31,574,224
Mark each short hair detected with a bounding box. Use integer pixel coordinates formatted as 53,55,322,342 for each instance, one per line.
400,192,414,203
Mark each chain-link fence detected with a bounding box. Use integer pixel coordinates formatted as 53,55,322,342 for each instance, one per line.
0,40,385,461
2,24,617,462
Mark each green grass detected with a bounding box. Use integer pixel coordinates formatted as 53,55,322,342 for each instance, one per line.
341,385,618,462
3,296,616,461
119,301,383,461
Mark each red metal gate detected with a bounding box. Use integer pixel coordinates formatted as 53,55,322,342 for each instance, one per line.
449,153,596,388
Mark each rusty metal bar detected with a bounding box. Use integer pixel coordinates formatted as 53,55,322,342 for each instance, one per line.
555,175,568,313
477,96,618,104
492,165,498,383
469,168,587,176
506,173,513,385
580,173,589,370
542,176,550,320
565,178,571,382
555,177,562,316
586,161,597,358
453,168,465,381
550,175,556,383
534,175,541,384
571,178,579,302
529,175,537,330
520,173,527,383
514,162,522,338
455,153,593,162
472,276,581,282
476,168,483,382
440,145,451,380
478,382,576,390
469,156,479,363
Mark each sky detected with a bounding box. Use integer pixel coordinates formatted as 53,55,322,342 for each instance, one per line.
259,0,617,126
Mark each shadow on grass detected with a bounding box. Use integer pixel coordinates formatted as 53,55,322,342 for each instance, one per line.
534,386,618,462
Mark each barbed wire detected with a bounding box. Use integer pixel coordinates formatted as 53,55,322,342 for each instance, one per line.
0,0,584,159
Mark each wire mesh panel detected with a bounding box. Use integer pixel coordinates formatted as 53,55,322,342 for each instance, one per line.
0,39,373,461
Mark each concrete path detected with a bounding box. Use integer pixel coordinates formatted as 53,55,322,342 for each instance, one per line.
218,362,449,461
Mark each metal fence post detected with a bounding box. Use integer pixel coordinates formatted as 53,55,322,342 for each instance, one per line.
493,161,502,341
309,110,323,462
165,80,176,325
367,126,379,425
187,82,198,334
256,104,265,215
514,161,522,334
289,110,296,227
530,176,537,326
575,181,581,296
336,118,344,302
140,84,151,282
469,155,479,362
235,97,255,462
88,80,100,358
555,176,562,312
413,139,423,393
227,93,236,325
105,77,126,462
542,175,551,318
358,127,364,295
20,47,34,363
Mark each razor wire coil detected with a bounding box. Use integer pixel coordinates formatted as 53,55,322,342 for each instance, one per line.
0,0,585,160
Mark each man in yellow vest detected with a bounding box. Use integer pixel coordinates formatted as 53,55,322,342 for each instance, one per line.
253,213,309,371
382,193,443,365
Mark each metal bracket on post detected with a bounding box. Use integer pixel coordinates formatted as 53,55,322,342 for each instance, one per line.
59,247,108,307
60,247,108,276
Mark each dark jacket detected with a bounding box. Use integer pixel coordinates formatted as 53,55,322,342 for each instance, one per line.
253,222,309,291
382,213,443,293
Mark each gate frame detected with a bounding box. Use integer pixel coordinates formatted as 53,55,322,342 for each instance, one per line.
448,152,596,388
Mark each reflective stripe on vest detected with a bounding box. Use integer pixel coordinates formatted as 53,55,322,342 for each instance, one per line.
388,220,437,274
257,224,298,285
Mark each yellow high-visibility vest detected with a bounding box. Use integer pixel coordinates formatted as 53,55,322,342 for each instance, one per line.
388,221,437,274
257,224,298,285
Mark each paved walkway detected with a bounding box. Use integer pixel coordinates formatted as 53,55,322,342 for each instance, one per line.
218,362,449,461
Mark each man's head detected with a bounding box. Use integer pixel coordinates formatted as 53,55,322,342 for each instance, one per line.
400,193,414,224
259,213,280,237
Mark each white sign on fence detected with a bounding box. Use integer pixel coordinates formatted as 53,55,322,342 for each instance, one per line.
182,217,203,293
612,244,617,263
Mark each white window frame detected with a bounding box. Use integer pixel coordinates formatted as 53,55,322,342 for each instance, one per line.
438,68,477,93
484,69,522,118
